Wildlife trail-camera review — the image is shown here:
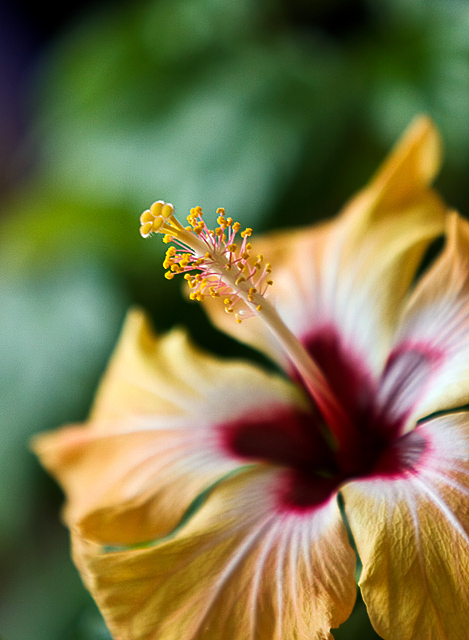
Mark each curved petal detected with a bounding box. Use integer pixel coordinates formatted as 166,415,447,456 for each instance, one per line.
203,116,446,376
32,308,308,544
72,467,356,640
342,413,469,640
389,212,469,423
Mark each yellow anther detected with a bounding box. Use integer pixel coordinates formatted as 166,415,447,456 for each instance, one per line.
141,201,275,326
150,201,164,217
267,280,273,286
236,317,242,324
152,217,164,232
161,203,174,219
140,210,154,224
140,222,153,237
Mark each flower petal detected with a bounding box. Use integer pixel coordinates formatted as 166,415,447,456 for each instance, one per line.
203,116,446,376
342,413,469,640
72,467,356,640
32,308,308,545
390,212,469,422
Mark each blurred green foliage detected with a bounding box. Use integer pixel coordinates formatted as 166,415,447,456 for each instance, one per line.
1,0,469,638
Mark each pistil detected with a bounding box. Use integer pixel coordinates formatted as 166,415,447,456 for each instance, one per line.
139,201,355,448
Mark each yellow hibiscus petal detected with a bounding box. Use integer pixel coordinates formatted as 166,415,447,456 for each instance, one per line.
203,116,447,375
32,308,308,544
342,413,469,640
390,212,469,422
33,427,240,545
72,467,356,640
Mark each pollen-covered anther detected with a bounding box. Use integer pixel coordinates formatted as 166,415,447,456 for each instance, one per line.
248,287,257,302
140,210,154,224
140,221,153,238
139,200,181,238
140,201,275,323
152,217,164,232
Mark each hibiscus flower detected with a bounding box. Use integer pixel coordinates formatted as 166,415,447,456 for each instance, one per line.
33,116,469,640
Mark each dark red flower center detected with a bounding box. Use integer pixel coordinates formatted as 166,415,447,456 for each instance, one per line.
220,326,440,511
